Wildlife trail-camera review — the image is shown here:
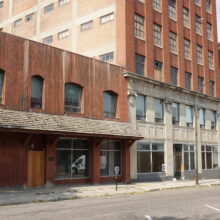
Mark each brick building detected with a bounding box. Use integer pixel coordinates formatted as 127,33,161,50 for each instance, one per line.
0,32,142,187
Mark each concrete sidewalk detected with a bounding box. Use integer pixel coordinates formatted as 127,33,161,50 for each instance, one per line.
1,179,220,206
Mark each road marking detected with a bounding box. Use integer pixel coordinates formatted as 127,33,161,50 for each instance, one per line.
144,215,153,220
205,204,220,213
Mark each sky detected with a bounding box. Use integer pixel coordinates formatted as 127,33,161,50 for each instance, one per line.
217,1,220,41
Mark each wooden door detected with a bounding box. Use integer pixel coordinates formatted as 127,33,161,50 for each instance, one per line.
28,151,44,187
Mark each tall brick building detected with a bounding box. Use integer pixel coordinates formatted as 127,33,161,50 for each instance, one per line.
0,0,219,96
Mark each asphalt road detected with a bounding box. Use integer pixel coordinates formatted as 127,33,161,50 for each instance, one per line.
1,186,220,220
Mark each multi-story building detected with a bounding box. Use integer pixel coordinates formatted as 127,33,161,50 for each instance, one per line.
0,0,219,96
0,32,141,188
0,0,220,185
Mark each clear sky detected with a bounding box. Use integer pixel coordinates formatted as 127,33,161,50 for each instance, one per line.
217,1,220,41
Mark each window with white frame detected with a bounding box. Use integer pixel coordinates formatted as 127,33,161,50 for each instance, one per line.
207,22,212,40
153,23,161,46
183,145,195,171
25,13,34,22
169,31,177,53
155,98,164,123
44,3,54,13
199,108,205,128
14,18,22,27
202,145,218,170
100,13,114,24
196,45,202,64
134,14,144,39
184,39,190,59
195,15,202,34
208,51,213,69
59,0,69,6
100,52,114,62
172,103,179,125
183,7,189,27
168,0,176,20
152,0,161,11
58,29,69,39
198,76,204,93
205,0,211,13
43,36,53,44
171,66,178,86
135,54,145,75
186,105,193,127
137,141,164,173
209,81,214,96
80,21,93,31
210,110,217,129
136,94,146,120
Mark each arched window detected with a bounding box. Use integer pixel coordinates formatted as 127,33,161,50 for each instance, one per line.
65,83,82,113
0,69,5,104
103,91,117,118
31,75,43,108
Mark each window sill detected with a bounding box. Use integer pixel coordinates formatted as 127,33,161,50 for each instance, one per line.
183,25,190,30
135,36,145,42
153,8,162,14
209,67,215,71
154,44,163,49
169,17,177,22
65,111,84,117
170,51,178,56
196,32,202,37
30,108,44,113
185,57,192,61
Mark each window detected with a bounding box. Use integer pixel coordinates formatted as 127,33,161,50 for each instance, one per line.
137,141,164,173
103,91,117,118
155,98,163,123
153,23,161,46
198,77,204,92
25,13,34,22
185,72,191,90
135,54,145,75
134,14,144,39
207,22,212,40
152,0,161,11
59,0,69,6
183,7,189,27
65,83,82,113
169,32,177,53
202,145,218,170
172,103,179,125
154,60,163,81
154,60,162,70
14,18,22,27
0,1,3,8
205,0,211,12
80,21,93,31
100,140,122,176
168,0,176,20
0,69,5,104
196,45,202,64
186,105,193,127
43,36,53,44
56,138,89,179
210,110,216,129
195,0,200,5
183,145,195,171
209,80,214,96
31,75,43,109
100,52,114,62
184,39,190,59
136,94,146,120
208,51,213,69
58,29,69,39
100,13,114,24
44,4,54,13
195,15,202,34
171,66,178,86
199,108,205,128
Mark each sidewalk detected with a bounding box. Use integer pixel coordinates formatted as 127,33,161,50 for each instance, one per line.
0,179,220,206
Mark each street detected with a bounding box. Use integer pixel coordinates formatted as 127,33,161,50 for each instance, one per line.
1,186,220,219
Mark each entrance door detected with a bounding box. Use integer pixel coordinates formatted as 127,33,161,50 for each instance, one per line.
28,151,44,187
174,145,183,179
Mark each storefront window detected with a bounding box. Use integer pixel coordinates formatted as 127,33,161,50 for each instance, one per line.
183,145,194,171
100,140,122,176
56,138,89,179
137,141,164,173
202,145,218,170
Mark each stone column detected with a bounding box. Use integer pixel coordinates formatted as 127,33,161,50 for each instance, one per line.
164,101,174,177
